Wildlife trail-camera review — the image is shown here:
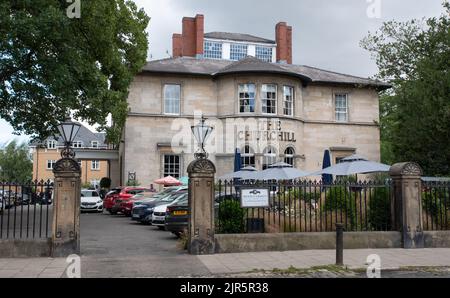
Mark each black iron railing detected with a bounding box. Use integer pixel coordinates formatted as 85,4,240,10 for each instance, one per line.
422,181,450,231
0,180,53,239
215,179,392,234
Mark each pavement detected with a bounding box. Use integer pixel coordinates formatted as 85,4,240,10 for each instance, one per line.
1,212,450,278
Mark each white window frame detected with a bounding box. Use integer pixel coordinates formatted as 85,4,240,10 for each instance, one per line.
335,94,349,122
91,160,100,171
284,147,295,166
283,86,295,117
241,146,255,168
261,84,277,115
46,160,56,170
72,141,83,148
255,46,273,62
47,140,56,149
204,41,223,59
163,84,181,115
238,84,256,114
91,141,99,148
262,146,277,170
163,155,181,179
230,43,248,61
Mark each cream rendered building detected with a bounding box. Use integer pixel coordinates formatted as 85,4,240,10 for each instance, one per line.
120,15,390,186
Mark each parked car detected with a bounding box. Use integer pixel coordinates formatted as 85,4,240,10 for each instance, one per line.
152,192,188,230
117,192,156,217
80,189,103,213
165,193,237,237
103,187,151,215
0,190,17,209
131,189,187,224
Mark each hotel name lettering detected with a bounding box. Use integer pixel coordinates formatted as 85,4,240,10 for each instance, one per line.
238,120,296,143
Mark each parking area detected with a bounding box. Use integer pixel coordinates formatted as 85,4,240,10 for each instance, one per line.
80,211,210,278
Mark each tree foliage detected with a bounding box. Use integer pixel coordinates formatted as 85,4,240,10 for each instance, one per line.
0,0,150,145
0,140,33,182
361,2,450,175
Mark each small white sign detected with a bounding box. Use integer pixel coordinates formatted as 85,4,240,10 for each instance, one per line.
241,188,269,208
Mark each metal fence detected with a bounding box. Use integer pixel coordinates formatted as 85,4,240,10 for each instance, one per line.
422,180,450,231
215,179,392,234
0,180,53,239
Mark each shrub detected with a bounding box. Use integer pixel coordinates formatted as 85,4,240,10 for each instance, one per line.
323,186,356,229
217,199,245,234
368,187,391,230
81,182,92,189
422,190,449,227
100,177,111,189
126,179,140,186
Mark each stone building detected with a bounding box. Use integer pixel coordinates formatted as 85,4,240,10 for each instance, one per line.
30,124,109,188
120,14,390,185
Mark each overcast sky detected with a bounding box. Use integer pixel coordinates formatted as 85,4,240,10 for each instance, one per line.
0,0,445,145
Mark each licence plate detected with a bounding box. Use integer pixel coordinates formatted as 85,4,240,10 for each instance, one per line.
133,214,140,218
173,211,187,216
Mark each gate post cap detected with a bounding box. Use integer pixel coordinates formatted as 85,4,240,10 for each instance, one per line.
389,162,423,177
187,158,216,174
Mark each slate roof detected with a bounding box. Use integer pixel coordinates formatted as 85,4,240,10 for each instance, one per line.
29,123,107,148
141,56,390,89
204,32,276,45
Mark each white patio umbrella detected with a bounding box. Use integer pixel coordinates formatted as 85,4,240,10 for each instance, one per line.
312,155,390,176
252,162,310,181
218,166,257,180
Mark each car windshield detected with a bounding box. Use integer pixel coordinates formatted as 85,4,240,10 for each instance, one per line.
154,188,178,197
170,194,188,206
81,190,99,197
161,192,187,202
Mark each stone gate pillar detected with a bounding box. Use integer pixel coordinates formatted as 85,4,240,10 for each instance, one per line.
51,158,82,257
187,158,216,255
389,162,424,249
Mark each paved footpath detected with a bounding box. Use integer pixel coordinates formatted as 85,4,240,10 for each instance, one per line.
197,248,450,274
1,248,450,278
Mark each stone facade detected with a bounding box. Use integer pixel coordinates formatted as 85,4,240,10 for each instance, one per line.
121,72,382,186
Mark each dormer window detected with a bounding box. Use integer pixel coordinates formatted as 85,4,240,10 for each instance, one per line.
72,141,83,148
230,43,248,61
91,141,99,148
204,41,223,59
255,46,273,62
47,140,56,149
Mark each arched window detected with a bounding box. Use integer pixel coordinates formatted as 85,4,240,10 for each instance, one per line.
241,145,255,168
263,146,277,170
284,147,295,166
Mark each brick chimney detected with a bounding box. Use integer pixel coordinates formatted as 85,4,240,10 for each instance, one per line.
276,22,293,64
172,34,182,58
172,14,204,58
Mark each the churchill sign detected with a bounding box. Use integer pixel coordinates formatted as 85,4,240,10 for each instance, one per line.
240,188,270,208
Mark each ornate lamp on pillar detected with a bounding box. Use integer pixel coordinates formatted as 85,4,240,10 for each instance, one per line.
187,115,216,255
51,117,82,257
191,115,214,160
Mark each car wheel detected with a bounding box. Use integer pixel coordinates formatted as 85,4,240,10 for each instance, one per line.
157,226,165,230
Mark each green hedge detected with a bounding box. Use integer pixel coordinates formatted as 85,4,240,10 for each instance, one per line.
323,186,357,229
368,187,391,230
217,200,245,234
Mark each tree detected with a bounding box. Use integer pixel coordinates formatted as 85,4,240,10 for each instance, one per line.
0,0,150,145
0,140,33,182
361,2,450,175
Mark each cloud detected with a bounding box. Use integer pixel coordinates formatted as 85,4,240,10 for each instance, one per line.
134,0,444,76
0,0,445,143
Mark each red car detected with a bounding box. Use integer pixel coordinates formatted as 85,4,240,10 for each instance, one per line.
103,187,151,215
